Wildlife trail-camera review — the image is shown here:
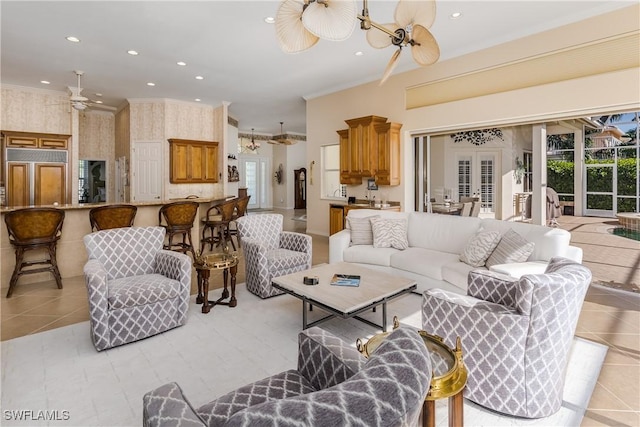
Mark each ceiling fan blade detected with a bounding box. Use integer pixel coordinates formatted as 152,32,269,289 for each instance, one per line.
276,0,319,53
394,0,436,29
267,139,281,145
410,24,440,66
301,0,357,41
88,102,117,111
380,48,402,85
279,138,298,145
365,23,396,49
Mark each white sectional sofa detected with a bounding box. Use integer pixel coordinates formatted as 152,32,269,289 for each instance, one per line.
329,209,583,295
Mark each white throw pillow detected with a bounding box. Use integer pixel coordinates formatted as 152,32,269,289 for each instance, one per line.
460,231,501,267
347,215,379,246
485,229,535,268
370,217,408,250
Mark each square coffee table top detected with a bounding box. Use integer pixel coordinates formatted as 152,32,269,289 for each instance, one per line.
271,262,416,314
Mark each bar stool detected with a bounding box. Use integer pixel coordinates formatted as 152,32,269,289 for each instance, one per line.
4,208,65,298
89,204,137,231
200,198,237,253
158,201,199,258
228,195,250,247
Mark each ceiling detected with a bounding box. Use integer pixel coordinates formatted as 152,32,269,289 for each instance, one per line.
1,1,634,135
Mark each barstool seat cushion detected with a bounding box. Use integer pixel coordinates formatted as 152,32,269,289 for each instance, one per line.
108,274,181,310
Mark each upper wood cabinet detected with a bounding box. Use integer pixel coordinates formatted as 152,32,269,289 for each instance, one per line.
168,139,219,184
338,115,402,186
374,121,402,186
3,131,69,149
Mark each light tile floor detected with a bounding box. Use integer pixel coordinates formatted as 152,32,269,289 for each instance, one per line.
1,211,638,426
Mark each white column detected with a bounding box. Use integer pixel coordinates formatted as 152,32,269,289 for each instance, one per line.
532,124,547,225
70,109,80,204
574,126,585,216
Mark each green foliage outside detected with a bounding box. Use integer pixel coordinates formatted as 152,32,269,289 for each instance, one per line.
547,158,638,212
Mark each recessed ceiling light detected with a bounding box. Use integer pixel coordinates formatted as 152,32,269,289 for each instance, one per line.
355,51,364,56
127,50,139,56
177,61,187,66
66,36,80,43
95,93,102,97
40,80,50,85
450,12,462,19
147,82,155,86
94,100,104,104
195,98,201,102
195,75,204,80
264,16,275,24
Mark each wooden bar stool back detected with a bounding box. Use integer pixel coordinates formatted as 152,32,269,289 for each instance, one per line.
4,208,65,298
159,201,199,258
200,198,238,253
89,204,137,231
229,195,250,247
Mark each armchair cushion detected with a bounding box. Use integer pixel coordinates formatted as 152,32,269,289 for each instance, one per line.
143,382,204,427
107,274,181,310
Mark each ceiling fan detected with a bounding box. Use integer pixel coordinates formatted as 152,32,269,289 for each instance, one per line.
67,70,116,111
268,122,298,145
275,0,440,84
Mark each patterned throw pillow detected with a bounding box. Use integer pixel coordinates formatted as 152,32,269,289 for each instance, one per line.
485,229,535,268
459,231,501,267
370,217,408,250
347,215,379,246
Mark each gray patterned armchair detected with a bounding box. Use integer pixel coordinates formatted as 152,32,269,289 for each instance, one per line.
143,326,432,427
236,214,312,298
422,256,591,418
83,226,191,351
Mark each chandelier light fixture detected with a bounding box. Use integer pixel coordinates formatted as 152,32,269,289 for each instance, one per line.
275,0,440,84
247,128,261,151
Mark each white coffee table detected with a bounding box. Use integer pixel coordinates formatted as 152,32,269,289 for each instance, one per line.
271,262,416,331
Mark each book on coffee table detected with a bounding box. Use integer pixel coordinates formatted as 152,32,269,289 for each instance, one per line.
330,274,361,287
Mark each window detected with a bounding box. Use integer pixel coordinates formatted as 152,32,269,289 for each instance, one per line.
321,145,345,199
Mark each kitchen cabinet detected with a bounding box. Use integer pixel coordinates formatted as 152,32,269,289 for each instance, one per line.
374,121,402,186
7,163,29,207
35,163,66,205
329,205,346,235
4,131,68,149
168,139,219,184
338,115,402,186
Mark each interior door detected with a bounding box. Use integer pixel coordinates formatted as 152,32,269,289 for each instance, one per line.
240,156,270,209
133,141,163,202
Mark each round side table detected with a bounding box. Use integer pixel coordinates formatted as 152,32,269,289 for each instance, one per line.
194,252,239,314
357,317,467,427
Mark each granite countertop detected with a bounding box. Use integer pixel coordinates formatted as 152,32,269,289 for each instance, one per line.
0,195,236,213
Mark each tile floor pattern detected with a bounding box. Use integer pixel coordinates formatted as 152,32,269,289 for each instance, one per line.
1,210,639,426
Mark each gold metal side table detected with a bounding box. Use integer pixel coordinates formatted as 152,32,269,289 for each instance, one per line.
357,317,467,427
194,252,239,314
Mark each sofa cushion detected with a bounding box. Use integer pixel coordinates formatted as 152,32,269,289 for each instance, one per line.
408,212,481,254
371,217,408,250
391,248,460,281
347,215,379,246
486,229,535,268
442,261,485,289
479,219,570,262
108,274,180,309
459,231,501,267
343,245,398,267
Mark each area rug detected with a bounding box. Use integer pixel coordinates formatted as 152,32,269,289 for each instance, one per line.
0,285,607,426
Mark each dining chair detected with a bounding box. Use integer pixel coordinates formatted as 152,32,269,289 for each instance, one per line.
460,201,473,216
469,201,481,217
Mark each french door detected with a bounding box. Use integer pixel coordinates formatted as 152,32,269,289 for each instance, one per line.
239,156,270,209
455,152,498,216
